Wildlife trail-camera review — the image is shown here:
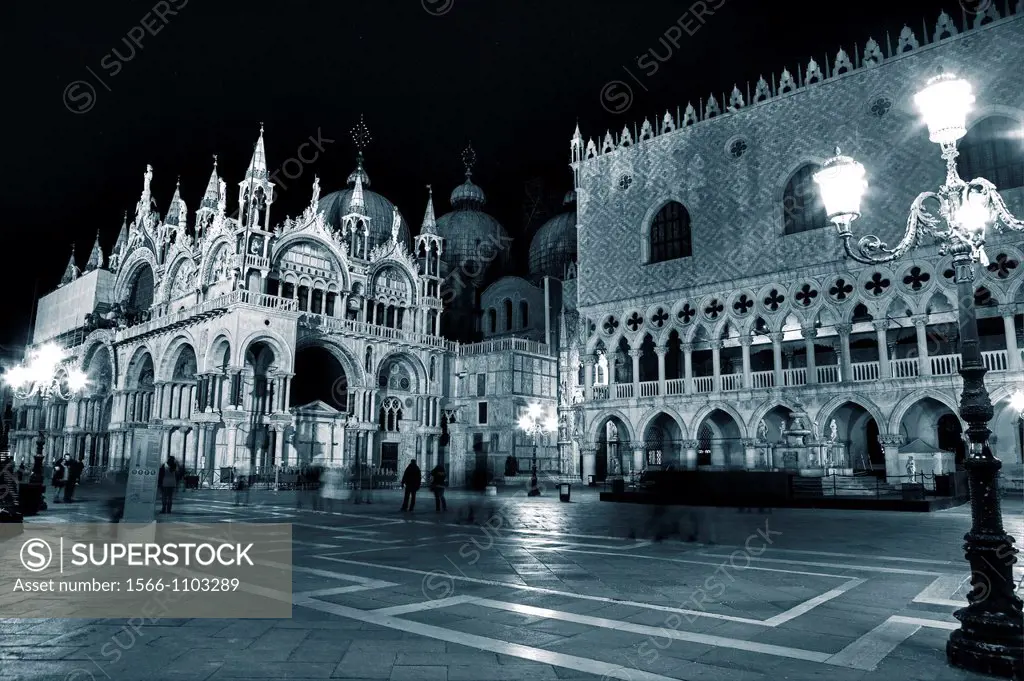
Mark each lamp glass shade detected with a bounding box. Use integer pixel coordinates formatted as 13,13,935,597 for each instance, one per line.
913,73,974,145
518,415,534,432
814,154,867,221
1009,391,1024,413
955,190,991,234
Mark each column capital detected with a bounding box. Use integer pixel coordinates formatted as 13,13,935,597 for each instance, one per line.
834,323,852,336
910,314,928,328
681,343,694,353
628,348,643,358
877,433,904,447
654,346,669,356
683,440,699,449
741,438,758,448
801,326,818,340
872,320,891,332
738,335,752,347
581,354,597,366
998,304,1018,318
708,340,723,351
768,332,785,343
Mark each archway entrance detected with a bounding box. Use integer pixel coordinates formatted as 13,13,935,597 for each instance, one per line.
595,415,630,481
695,409,743,469
642,413,683,469
822,401,882,472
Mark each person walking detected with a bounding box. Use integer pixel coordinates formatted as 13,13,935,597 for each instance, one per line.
429,464,447,512
64,456,84,502
158,456,180,514
51,457,66,504
400,459,421,511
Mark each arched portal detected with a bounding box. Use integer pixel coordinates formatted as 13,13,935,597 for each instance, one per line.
642,412,683,468
374,354,420,473
898,396,963,467
695,409,743,468
821,401,882,471
291,346,348,412
757,405,793,444
79,345,114,470
239,341,277,470
594,414,630,481
289,346,349,468
126,264,155,315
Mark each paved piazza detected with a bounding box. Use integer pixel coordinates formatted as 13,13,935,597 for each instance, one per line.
2,488,1022,681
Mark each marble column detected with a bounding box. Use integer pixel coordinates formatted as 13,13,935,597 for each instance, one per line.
655,346,667,395
1001,306,1020,371
874,321,891,378
683,440,698,469
682,343,693,394
581,447,596,482
226,423,239,466
710,340,722,392
802,327,818,385
835,323,853,382
739,336,752,389
913,315,932,376
629,348,642,395
632,446,645,474
582,354,595,400
770,333,784,388
743,439,758,470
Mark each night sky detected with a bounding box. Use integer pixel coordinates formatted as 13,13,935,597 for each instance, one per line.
3,0,961,346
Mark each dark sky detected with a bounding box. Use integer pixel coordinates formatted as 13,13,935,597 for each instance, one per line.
2,0,960,345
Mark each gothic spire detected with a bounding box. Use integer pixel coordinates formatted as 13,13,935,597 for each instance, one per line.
60,246,78,287
114,211,128,253
245,124,268,180
420,184,437,235
349,165,366,214
165,177,185,227
200,156,221,211
85,231,104,271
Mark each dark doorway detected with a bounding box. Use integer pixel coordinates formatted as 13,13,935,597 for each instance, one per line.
937,413,965,466
866,418,883,467
381,442,399,472
595,442,609,481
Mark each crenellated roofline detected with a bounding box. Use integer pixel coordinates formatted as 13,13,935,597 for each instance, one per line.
572,4,1023,167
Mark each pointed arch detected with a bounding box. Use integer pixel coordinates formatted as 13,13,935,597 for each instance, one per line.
643,200,693,264
781,162,828,235
887,389,965,435
636,406,688,441
200,235,236,287
747,398,801,436
691,402,749,439
815,393,886,433
587,409,636,445
159,248,198,304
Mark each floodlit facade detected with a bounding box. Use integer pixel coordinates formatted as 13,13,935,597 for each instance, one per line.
8,7,1024,491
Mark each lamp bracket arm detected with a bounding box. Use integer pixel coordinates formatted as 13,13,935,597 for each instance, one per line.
841,190,938,265
975,178,1024,233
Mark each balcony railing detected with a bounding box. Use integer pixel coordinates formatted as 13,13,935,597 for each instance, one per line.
460,337,552,356
115,290,297,342
584,348,1021,402
310,315,459,352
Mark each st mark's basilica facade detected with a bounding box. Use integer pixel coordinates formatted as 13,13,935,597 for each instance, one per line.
9,7,1024,490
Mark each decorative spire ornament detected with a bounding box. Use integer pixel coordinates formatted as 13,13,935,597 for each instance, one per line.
60,245,79,287
421,184,437,234
350,114,372,152
85,231,104,271
462,143,477,179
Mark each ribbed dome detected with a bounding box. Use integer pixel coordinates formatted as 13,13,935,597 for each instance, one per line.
529,199,577,280
317,161,411,251
435,209,509,281
450,179,486,209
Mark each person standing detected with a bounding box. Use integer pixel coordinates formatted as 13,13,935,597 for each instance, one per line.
158,456,180,514
51,457,66,504
429,464,447,512
400,459,421,511
64,456,84,502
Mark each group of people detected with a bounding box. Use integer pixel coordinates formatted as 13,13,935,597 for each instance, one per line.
399,459,448,512
50,455,85,503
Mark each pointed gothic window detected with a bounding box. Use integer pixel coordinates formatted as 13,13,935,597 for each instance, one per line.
958,116,1024,190
648,202,692,264
783,164,828,234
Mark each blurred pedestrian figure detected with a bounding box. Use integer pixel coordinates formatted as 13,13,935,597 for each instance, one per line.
158,456,180,514
304,464,323,512
64,456,84,502
233,465,251,506
400,459,421,511
51,457,66,504
16,462,25,483
320,466,348,512
429,464,447,512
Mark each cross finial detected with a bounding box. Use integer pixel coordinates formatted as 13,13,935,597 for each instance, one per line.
351,115,372,151
259,121,264,133
213,154,218,168
461,143,477,177
426,183,432,194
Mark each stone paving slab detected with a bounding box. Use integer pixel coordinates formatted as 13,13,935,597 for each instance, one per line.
2,492,1020,681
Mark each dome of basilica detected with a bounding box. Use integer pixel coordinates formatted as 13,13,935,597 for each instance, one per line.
528,190,577,280
434,147,509,281
317,155,411,251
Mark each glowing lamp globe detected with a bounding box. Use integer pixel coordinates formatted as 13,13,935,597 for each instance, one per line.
913,71,974,145
814,148,868,225
1010,391,1024,414
543,415,559,433
66,367,89,392
527,403,542,419
956,189,992,234
3,365,30,389
518,415,534,432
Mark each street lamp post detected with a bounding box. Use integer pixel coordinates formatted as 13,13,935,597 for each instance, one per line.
1012,392,1024,465
518,402,558,476
814,69,1024,677
2,343,88,517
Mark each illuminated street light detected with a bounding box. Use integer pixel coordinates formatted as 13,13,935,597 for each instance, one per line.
816,68,1023,677
2,343,88,401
